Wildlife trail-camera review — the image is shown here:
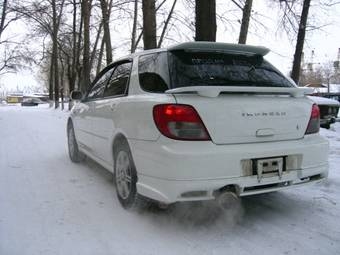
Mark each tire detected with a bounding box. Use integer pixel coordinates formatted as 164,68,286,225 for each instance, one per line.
67,122,86,163
321,123,331,129
114,139,149,210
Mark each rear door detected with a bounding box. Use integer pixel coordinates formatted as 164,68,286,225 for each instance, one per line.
91,61,132,164
75,66,114,153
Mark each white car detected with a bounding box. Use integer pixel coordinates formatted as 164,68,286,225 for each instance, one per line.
67,42,329,209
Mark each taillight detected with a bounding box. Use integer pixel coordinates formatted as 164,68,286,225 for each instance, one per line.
153,104,211,141
305,104,320,135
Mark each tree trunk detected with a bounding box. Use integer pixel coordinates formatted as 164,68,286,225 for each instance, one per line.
134,1,167,50
52,0,59,108
96,37,105,75
291,0,311,85
142,0,157,50
131,0,138,53
99,0,112,64
195,0,216,41
59,48,65,110
76,13,83,91
90,21,103,69
70,0,77,93
49,56,54,101
0,0,8,40
69,0,78,110
81,0,91,93
238,0,253,44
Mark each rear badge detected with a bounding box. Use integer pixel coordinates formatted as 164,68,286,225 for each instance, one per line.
242,112,287,117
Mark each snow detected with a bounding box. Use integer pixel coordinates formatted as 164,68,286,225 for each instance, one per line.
0,105,339,255
308,96,340,106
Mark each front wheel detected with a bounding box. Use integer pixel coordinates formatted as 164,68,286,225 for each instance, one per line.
114,140,148,210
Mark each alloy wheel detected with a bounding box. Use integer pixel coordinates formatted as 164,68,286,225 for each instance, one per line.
115,150,132,199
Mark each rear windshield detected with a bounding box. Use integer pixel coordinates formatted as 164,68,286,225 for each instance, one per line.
137,51,295,93
169,50,295,88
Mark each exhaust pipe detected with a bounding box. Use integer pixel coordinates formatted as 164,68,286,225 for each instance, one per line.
216,191,240,210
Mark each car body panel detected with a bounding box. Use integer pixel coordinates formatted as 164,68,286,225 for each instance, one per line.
130,134,328,203
172,94,312,144
71,102,93,151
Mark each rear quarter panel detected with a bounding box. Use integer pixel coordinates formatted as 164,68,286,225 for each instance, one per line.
113,94,176,141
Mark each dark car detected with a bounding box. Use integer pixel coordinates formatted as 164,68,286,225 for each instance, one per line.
21,98,41,106
309,96,340,129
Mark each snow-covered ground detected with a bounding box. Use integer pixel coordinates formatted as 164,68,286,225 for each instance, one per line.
0,104,339,255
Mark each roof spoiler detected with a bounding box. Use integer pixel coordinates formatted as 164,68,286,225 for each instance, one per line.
168,42,270,56
165,86,314,98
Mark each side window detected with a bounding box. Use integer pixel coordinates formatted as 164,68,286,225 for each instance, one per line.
103,62,132,98
87,68,114,100
138,52,170,93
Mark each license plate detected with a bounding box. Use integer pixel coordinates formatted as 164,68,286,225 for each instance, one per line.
254,157,285,182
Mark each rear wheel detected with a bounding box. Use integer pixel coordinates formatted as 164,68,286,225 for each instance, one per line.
114,140,148,210
67,122,86,163
324,123,331,129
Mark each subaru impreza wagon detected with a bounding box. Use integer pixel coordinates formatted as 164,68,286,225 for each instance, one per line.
67,42,329,209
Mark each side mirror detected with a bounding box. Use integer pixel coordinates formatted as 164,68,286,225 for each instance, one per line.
70,90,83,100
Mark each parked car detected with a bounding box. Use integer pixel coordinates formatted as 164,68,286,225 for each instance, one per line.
308,96,339,129
21,98,42,106
67,42,329,209
311,92,340,103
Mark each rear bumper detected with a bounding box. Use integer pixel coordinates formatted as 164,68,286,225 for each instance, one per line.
137,165,327,203
129,134,329,204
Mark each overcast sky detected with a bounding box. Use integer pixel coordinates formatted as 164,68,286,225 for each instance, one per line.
0,0,339,93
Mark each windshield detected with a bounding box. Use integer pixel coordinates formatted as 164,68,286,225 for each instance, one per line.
169,50,295,89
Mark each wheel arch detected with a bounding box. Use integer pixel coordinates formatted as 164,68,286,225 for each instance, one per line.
112,133,130,163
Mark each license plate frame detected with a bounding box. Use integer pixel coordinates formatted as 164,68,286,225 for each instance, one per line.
252,156,286,182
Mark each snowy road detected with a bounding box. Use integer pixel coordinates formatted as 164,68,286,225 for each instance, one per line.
0,105,339,255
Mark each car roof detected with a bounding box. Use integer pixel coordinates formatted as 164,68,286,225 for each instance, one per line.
113,41,270,63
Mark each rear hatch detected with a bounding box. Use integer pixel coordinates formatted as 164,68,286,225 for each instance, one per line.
169,92,312,144
166,46,313,145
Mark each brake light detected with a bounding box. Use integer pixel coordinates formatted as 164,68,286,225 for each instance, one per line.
153,104,211,140
305,104,320,135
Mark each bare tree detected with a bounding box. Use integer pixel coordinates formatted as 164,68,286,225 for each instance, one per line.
132,0,178,51
12,0,65,106
142,0,157,49
51,0,66,108
0,0,23,76
158,0,178,48
232,0,253,44
81,0,91,93
99,0,112,64
195,0,216,41
274,0,332,84
130,0,138,53
321,61,337,93
0,0,8,40
290,0,312,84
67,0,80,109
